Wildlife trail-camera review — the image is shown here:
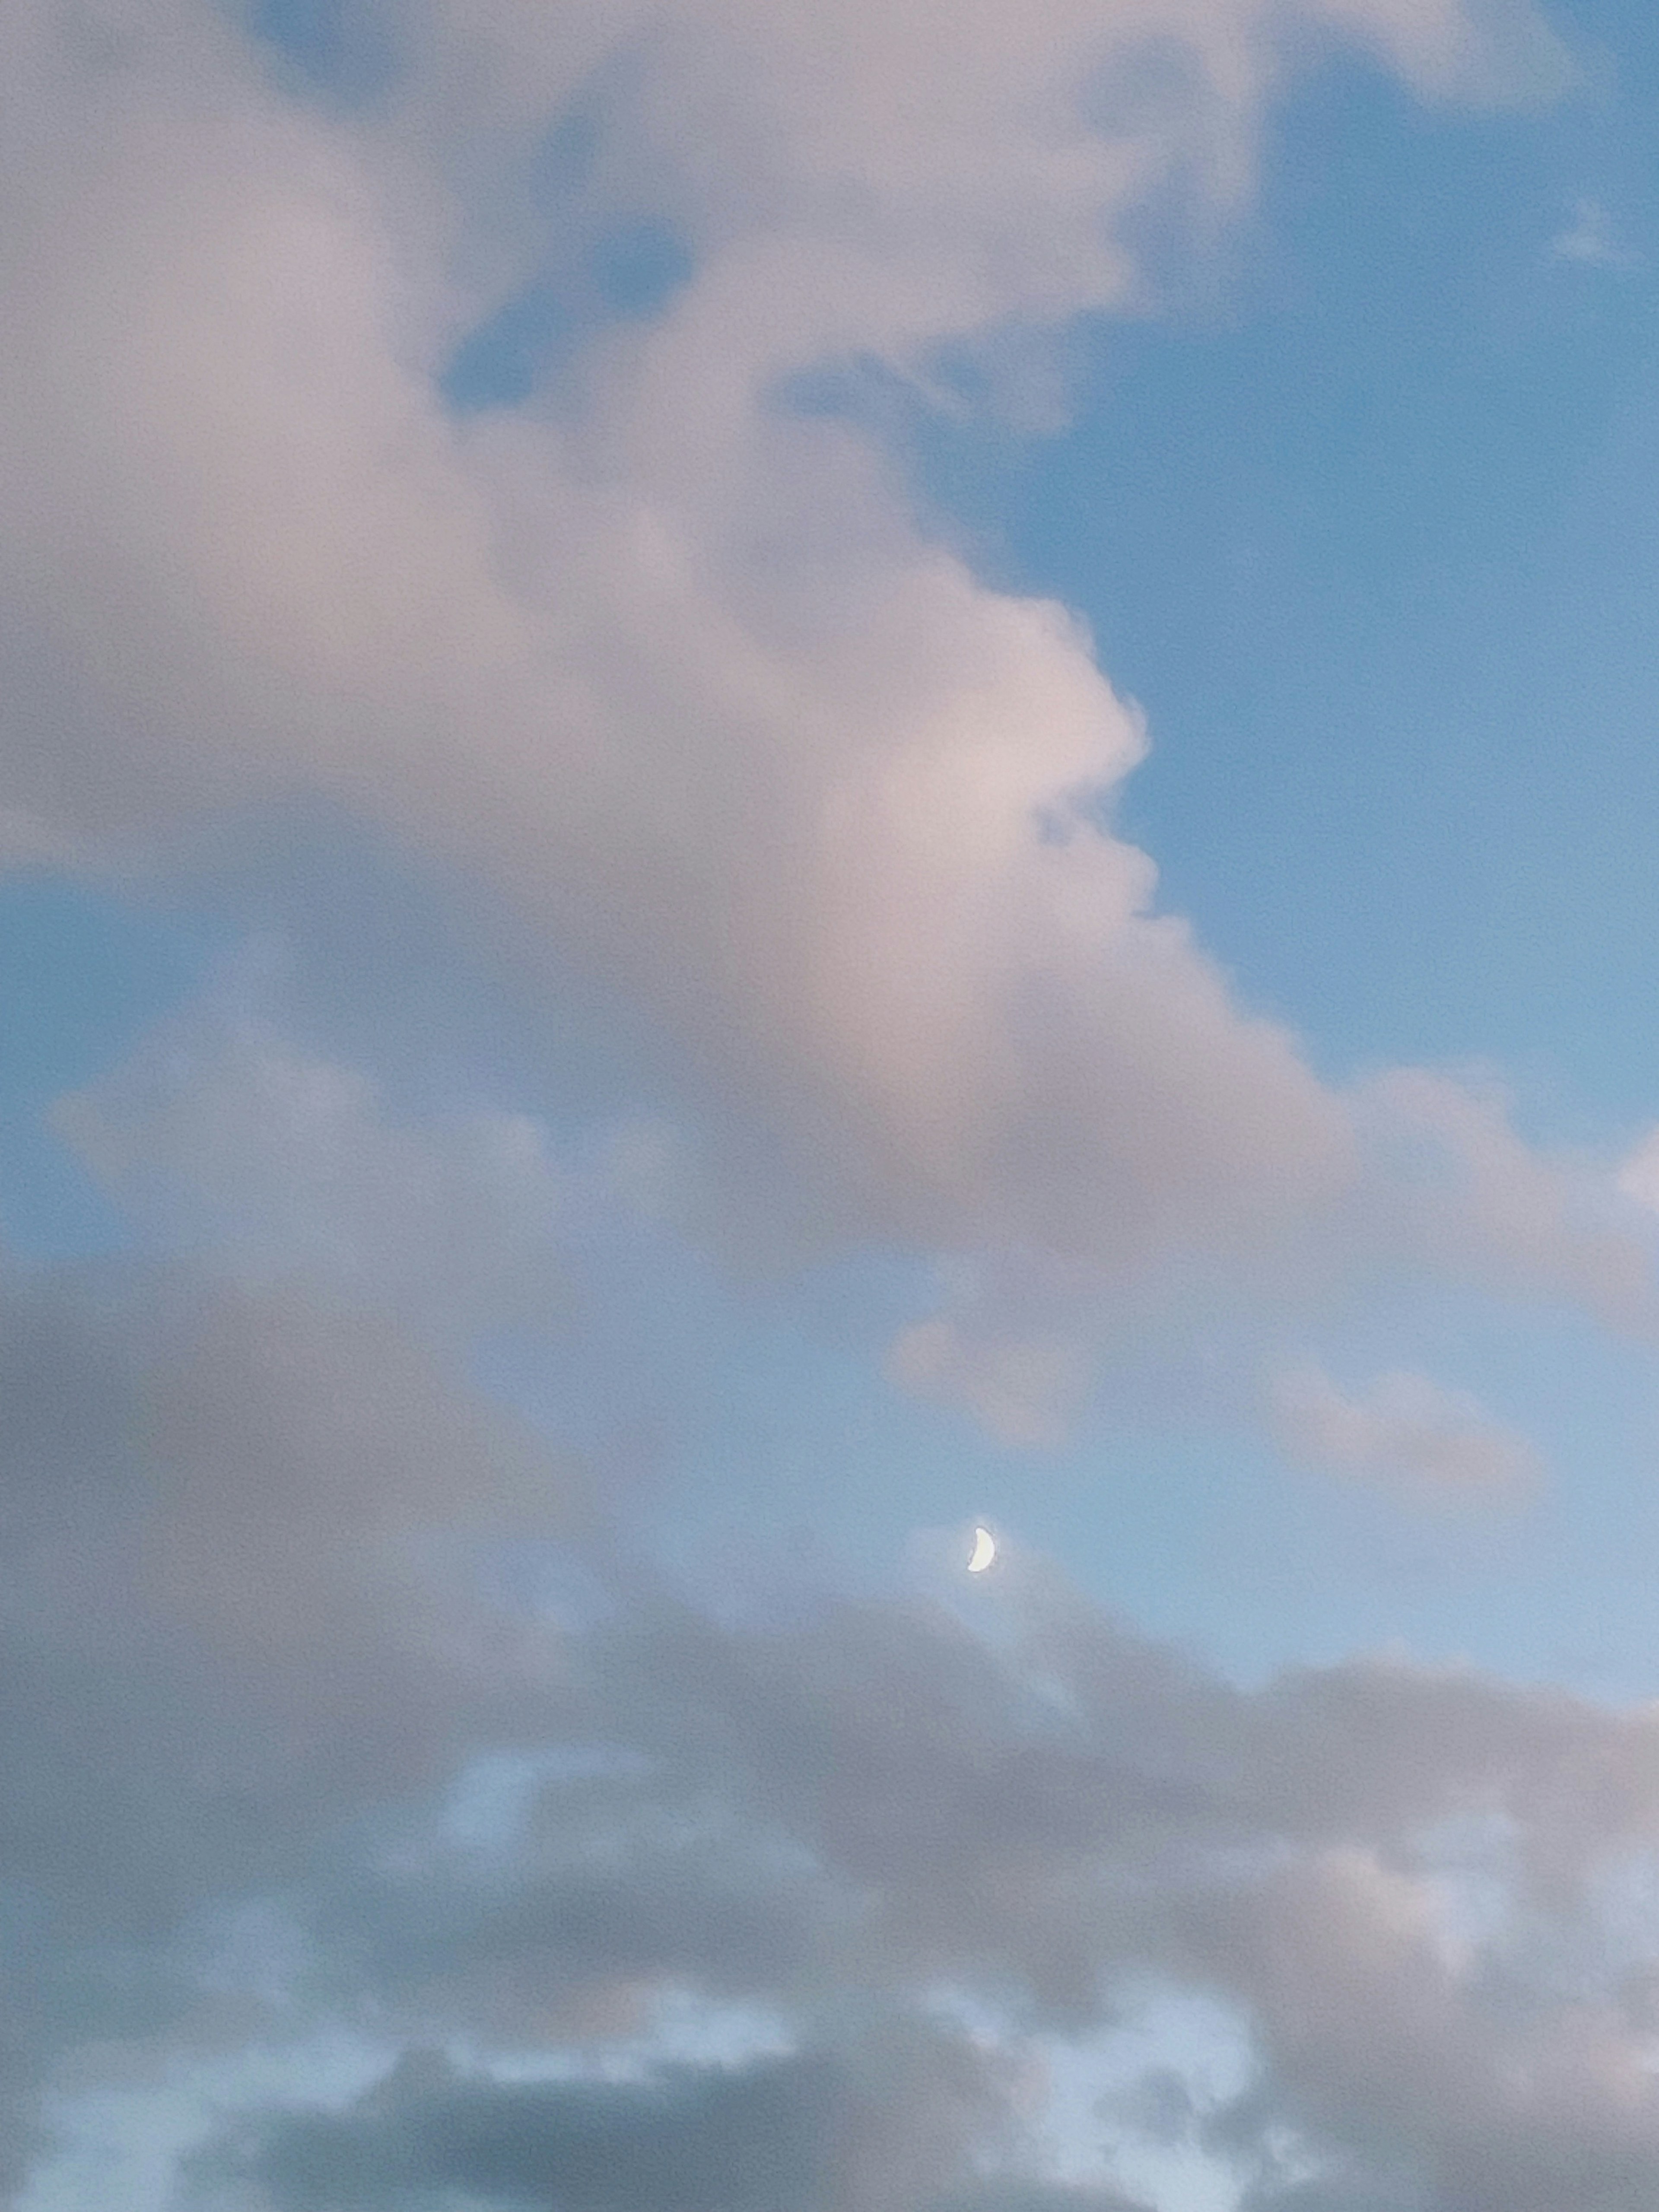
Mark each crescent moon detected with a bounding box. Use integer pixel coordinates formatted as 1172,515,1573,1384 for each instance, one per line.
966,1525,996,1573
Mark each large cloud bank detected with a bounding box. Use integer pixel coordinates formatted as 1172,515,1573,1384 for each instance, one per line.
13,0,1659,2206
0,0,1581,1287
11,1214,1659,2210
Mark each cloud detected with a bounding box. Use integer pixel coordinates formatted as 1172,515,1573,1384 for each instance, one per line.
0,1266,581,1948
1268,1365,1544,1505
98,1552,1659,2209
0,1236,597,2202
1614,1124,1659,1213
1350,1067,1659,1339
0,0,1618,1465
183,2026,1008,2212
888,1316,1090,1449
51,980,571,1337
1549,197,1640,269
0,0,1569,1306
872,1062,1659,1454
9,1200,1659,2207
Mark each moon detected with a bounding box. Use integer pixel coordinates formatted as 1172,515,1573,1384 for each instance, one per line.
966,1525,996,1573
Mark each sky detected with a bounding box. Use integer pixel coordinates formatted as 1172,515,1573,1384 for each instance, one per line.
11,0,1659,2206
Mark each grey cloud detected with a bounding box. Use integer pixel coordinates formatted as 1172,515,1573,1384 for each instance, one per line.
273,1509,1653,2025
10,1189,1659,2212
156,1574,1659,2212
1208,1843,1659,2212
0,1255,592,2202
302,1785,839,2043
191,2047,844,2212
185,2025,1002,2212
1236,2183,1425,2212
0,1257,581,1958
12,1261,1659,2209
936,2191,1150,2212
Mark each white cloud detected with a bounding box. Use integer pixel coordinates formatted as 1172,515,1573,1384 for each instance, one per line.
1269,1363,1544,1504
5,1214,1659,2208
1550,196,1640,269
877,1061,1659,1456
1352,1067,1659,1340
0,0,1568,1306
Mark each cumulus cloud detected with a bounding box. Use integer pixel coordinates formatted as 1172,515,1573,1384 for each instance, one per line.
50,1521,1659,2209
9,1182,1659,2206
0,1243,593,2202
1268,1365,1544,1505
0,0,1570,1300
0,0,1617,1443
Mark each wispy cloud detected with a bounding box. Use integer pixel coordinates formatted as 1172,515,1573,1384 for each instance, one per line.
1550,196,1641,269
1269,1363,1544,1506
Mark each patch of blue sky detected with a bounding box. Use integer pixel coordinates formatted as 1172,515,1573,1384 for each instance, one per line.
450,1990,798,2088
246,0,399,105
15,2030,393,2212
920,1979,1252,2211
531,104,604,203
440,220,693,415
1035,1984,1255,2212
0,877,226,1261
441,281,580,414
472,1187,1659,1696
589,218,694,318
435,1745,657,1867
244,6,693,410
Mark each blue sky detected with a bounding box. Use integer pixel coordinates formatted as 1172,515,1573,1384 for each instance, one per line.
12,1,1659,2207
